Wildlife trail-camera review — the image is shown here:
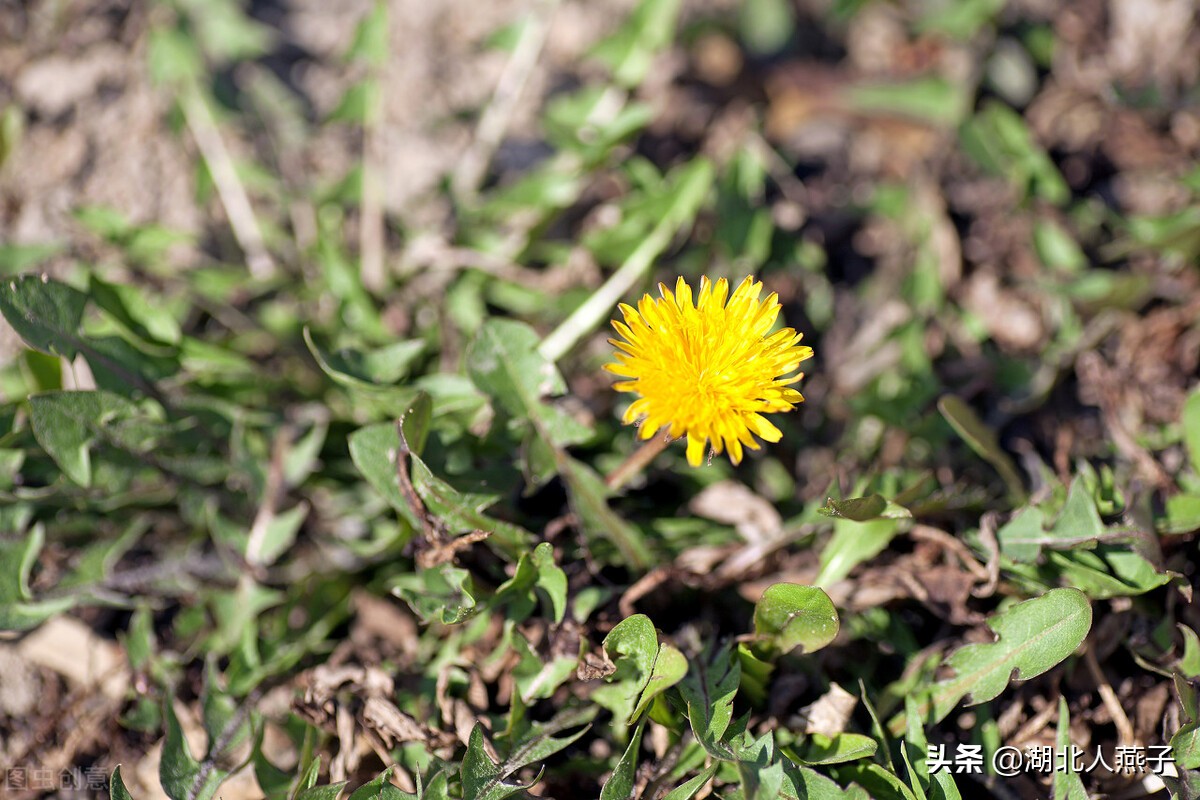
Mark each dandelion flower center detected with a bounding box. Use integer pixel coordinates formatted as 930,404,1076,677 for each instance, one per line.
605,275,814,466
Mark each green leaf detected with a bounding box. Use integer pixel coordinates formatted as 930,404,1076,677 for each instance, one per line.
409,458,532,555
466,319,590,449
593,614,659,727
600,719,645,800
347,1,388,65
560,456,654,569
392,564,478,625
820,494,884,520
29,391,151,486
461,724,538,800
0,525,76,631
200,663,251,764
110,766,137,800
295,784,347,800
347,399,432,526
252,741,293,800
938,395,1027,504
816,516,901,586
680,643,740,759
531,542,568,624
796,732,878,765
1161,494,1200,535
1185,389,1200,475
843,77,969,127
303,327,426,389
632,643,687,720
660,763,719,800
1178,625,1200,679
1053,697,1087,800
347,767,417,800
590,0,681,87
995,506,1048,563
511,631,578,702
1036,546,1172,599
160,699,227,800
501,706,595,775
997,479,1106,562
89,274,182,344
790,764,870,800
1033,219,1086,273
147,26,203,85
899,588,1092,731
838,761,920,800
753,583,839,657
0,275,87,358
739,0,794,55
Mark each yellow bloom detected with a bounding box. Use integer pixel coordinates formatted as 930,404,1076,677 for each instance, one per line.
605,275,814,467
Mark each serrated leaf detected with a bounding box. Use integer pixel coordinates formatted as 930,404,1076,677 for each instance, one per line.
161,699,227,800
461,724,538,800
753,583,839,657
503,705,595,774
347,767,417,800
900,588,1091,731
294,784,347,800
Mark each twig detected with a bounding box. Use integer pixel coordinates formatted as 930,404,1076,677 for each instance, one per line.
245,427,290,568
180,81,276,280
1008,696,1060,748
1076,351,1174,492
452,1,558,199
360,68,386,291
605,432,672,492
972,511,1001,598
1084,647,1136,747
538,160,712,362
909,524,989,582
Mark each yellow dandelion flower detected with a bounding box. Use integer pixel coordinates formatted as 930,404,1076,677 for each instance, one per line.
605,275,814,467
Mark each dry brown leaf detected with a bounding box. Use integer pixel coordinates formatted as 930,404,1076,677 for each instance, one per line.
797,682,857,737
